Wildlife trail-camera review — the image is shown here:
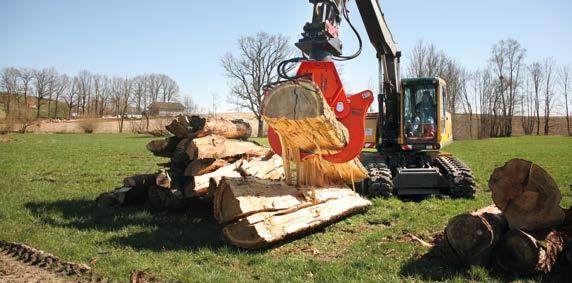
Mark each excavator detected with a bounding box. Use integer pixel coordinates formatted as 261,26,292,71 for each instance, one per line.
266,0,476,198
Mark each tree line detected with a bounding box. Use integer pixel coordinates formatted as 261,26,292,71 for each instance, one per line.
407,39,571,138
0,68,185,120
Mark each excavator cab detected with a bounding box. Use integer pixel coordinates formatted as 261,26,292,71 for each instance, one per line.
400,77,453,150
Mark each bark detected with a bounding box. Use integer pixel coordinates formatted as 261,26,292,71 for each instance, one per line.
489,158,565,230
494,230,566,275
219,177,372,249
196,117,252,140
184,159,229,176
444,205,508,266
185,135,272,161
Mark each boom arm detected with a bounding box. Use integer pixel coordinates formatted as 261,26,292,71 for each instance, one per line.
355,0,401,146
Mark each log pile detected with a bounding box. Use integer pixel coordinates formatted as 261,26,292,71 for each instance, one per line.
96,114,372,248
442,158,571,277
262,79,368,186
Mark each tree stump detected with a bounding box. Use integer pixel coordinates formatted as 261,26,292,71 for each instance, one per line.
489,159,565,231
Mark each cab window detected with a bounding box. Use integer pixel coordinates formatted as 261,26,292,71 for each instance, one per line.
403,84,437,142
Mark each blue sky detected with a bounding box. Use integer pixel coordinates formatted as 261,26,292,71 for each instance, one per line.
1,0,571,111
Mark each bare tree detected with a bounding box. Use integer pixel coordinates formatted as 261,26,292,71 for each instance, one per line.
529,62,543,135
76,70,93,116
64,77,78,119
473,69,495,138
489,39,526,137
52,74,70,118
560,65,570,135
159,75,179,102
520,71,536,135
543,58,555,135
33,68,57,118
16,68,34,107
111,77,133,133
221,32,295,137
0,67,20,115
183,95,198,113
407,40,465,116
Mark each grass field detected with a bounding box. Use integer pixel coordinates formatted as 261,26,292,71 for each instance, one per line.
0,134,570,282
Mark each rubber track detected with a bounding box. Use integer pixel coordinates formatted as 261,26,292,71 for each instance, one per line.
435,156,476,199
0,240,106,282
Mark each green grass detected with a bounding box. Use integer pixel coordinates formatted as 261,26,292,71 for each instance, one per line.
0,134,571,282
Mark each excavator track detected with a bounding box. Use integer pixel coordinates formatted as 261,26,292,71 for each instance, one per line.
365,163,393,198
435,156,476,199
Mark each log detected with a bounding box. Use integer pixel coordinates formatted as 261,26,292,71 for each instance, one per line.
185,135,272,161
262,79,367,185
186,155,284,198
184,159,229,176
146,186,186,210
489,159,565,231
219,178,372,249
122,173,157,204
214,176,361,224
156,169,172,189
166,115,252,140
172,138,191,163
165,115,192,138
444,205,508,266
146,137,181,158
195,117,252,140
262,79,348,152
494,230,567,275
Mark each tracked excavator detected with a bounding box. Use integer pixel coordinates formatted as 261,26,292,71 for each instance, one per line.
263,0,476,198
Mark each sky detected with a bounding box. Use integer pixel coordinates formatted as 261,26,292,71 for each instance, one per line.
1,0,571,112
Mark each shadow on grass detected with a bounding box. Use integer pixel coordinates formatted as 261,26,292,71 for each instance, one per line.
25,199,226,252
399,240,470,281
398,240,562,282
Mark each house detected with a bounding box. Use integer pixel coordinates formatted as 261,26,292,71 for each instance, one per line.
147,102,186,117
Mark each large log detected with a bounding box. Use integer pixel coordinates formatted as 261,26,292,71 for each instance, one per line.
488,159,565,231
262,79,367,185
146,137,181,158
185,155,284,197
214,176,360,224
185,135,272,161
263,79,348,152
195,117,252,140
219,178,372,249
444,205,508,266
166,115,252,140
494,230,567,275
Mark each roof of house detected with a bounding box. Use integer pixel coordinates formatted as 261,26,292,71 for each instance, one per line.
148,102,186,111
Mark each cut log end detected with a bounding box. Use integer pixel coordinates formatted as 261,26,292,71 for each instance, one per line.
489,158,565,231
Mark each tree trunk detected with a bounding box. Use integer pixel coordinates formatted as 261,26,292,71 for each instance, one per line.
444,205,507,266
489,158,565,230
166,115,252,140
219,177,371,249
262,79,367,185
257,117,264,138
146,137,182,158
197,117,252,140
262,80,349,153
184,135,272,161
494,230,567,275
